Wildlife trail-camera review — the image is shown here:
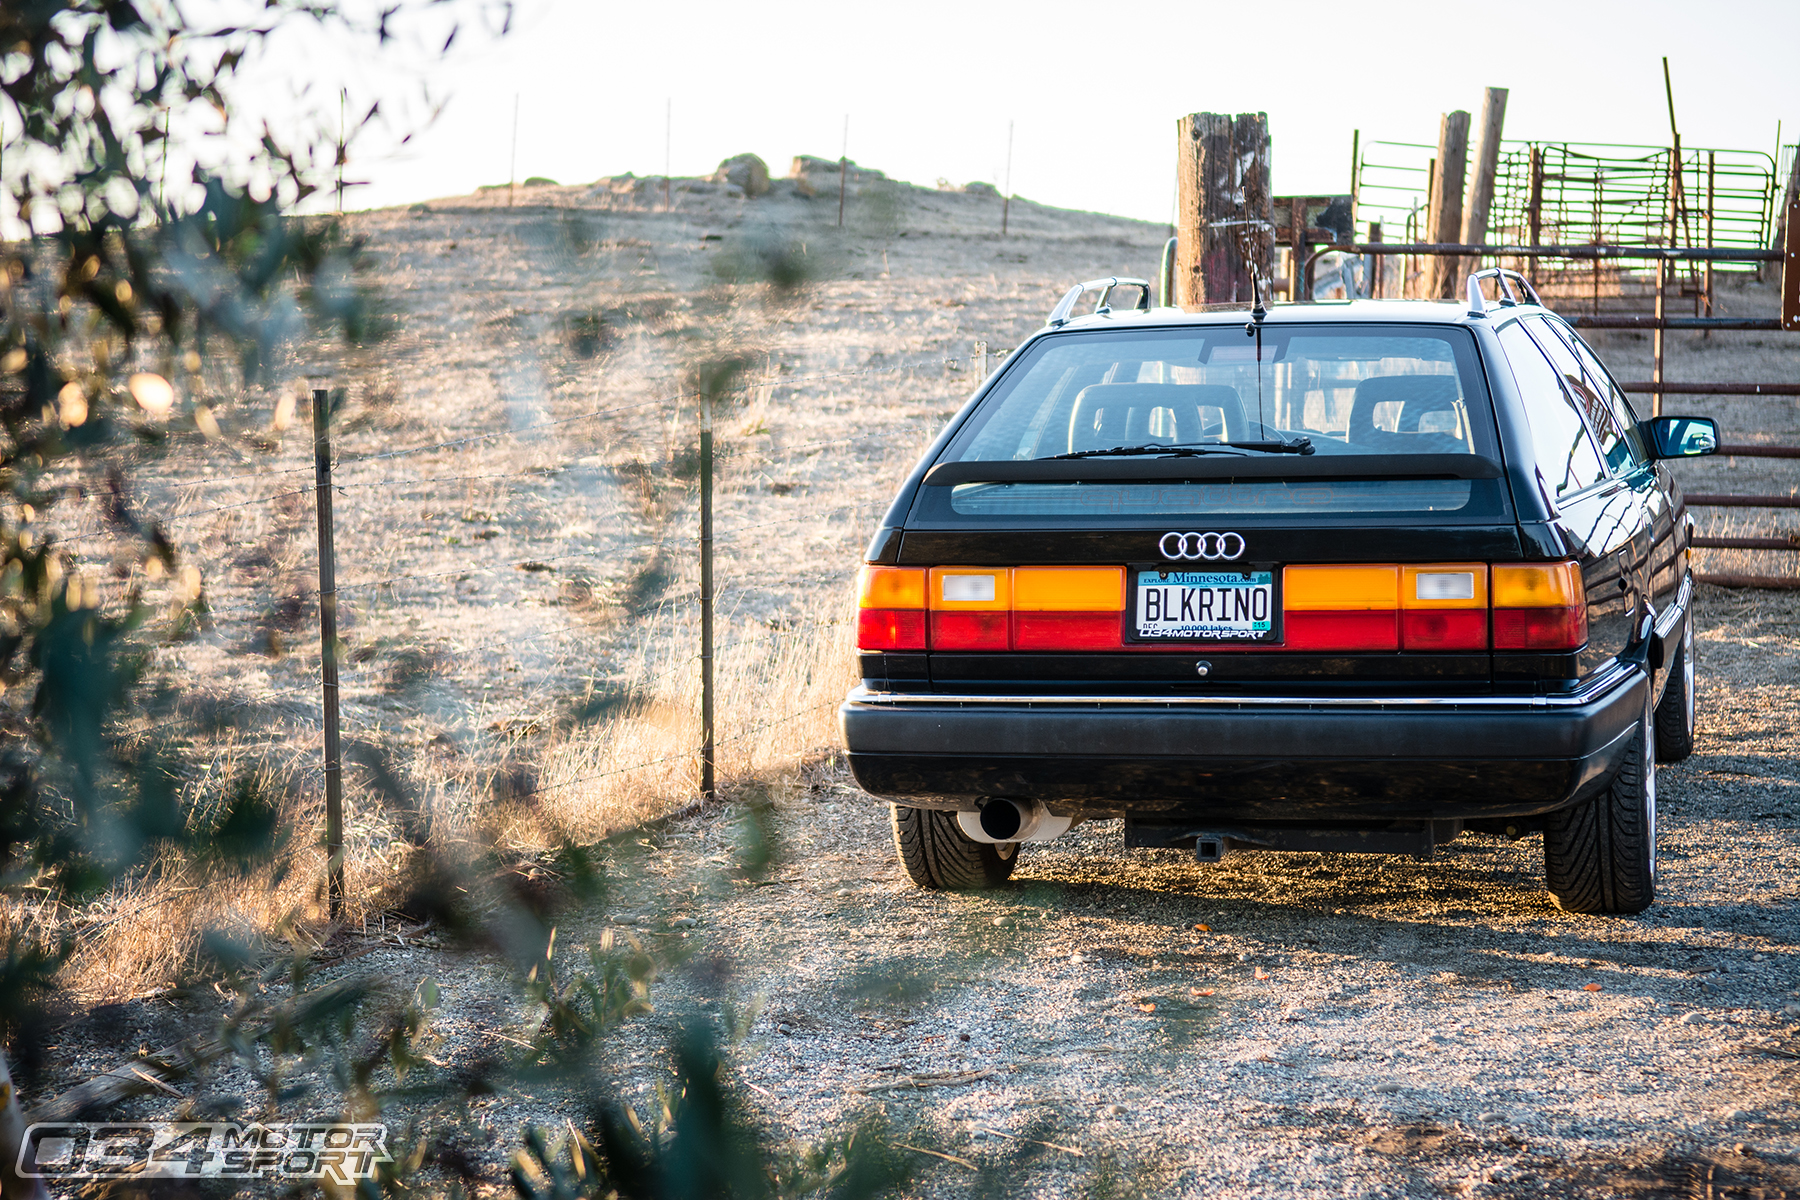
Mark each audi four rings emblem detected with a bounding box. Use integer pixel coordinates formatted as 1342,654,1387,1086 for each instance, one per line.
1159,531,1246,561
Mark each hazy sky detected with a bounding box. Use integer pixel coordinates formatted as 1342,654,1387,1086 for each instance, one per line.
267,0,1798,224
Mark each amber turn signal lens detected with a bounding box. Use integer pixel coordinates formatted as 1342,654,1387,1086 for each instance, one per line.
858,565,926,610
1491,562,1581,608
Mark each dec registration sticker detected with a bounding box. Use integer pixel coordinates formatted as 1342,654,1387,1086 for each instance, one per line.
1134,568,1279,643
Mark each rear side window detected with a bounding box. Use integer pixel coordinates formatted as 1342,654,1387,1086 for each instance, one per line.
1523,317,1637,474
1541,318,1650,469
1497,320,1607,499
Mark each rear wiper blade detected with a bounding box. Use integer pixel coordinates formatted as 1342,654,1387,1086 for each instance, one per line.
1042,444,1246,461
1224,436,1315,456
1044,437,1315,461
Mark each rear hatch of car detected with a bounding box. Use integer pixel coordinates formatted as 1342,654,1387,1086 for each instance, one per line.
857,317,1586,695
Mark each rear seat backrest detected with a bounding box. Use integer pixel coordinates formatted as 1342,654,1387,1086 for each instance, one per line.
1347,375,1466,450
1065,383,1249,453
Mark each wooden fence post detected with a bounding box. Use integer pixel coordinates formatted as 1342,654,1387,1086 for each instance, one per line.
312,388,344,920
1369,222,1383,298
699,389,715,801
1779,150,1800,330
1174,112,1272,308
1462,88,1509,278
1427,110,1470,297
1526,146,1545,287
1782,180,1800,332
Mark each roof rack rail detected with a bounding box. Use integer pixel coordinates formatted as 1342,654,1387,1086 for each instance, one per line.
1466,267,1545,318
1046,277,1152,327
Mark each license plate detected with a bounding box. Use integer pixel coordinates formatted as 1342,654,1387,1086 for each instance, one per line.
1133,568,1279,643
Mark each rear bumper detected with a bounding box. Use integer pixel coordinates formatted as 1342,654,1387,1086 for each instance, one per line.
840,666,1646,822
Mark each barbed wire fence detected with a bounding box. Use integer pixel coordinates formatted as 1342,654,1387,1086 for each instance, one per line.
75,345,1013,913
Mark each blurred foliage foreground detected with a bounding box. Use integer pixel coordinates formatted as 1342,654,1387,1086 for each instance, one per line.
0,2,952,1197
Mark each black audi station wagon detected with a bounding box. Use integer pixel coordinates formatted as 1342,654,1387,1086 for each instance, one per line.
840,270,1719,914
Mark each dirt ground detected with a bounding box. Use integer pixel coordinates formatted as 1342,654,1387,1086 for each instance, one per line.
30,165,1800,1196
45,585,1797,1198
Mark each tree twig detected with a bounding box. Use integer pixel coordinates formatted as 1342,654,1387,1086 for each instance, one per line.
852,1068,995,1094
971,1125,1085,1157
897,1144,977,1170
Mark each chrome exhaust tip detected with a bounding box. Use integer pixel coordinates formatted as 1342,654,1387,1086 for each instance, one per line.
956,799,1074,844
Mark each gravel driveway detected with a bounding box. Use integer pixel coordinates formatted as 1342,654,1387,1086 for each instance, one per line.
574,584,1800,1198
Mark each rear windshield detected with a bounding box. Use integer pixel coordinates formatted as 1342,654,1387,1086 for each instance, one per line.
912,323,1508,525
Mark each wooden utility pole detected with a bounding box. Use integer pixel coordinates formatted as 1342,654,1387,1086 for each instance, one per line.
1426,110,1470,297
1173,112,1272,308
1462,88,1509,282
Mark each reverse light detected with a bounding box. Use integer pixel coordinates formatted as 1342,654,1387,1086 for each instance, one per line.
856,565,926,650
1492,562,1587,651
1400,564,1488,650
929,568,1011,650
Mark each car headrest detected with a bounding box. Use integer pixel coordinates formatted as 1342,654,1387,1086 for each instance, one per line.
1348,375,1462,441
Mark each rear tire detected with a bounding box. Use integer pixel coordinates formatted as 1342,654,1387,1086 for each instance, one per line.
891,805,1017,890
1544,692,1657,914
1654,611,1697,763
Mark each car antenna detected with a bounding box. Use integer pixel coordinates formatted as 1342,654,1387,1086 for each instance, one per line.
1246,271,1268,433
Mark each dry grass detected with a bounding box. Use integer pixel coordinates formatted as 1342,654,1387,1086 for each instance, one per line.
523,593,858,845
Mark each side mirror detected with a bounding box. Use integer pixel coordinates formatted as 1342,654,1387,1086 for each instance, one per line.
1641,416,1719,459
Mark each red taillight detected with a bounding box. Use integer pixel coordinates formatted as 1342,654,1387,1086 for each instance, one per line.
856,566,927,651
1492,563,1587,651
1012,612,1121,649
930,610,1008,650
856,607,926,651
1400,609,1488,650
1284,610,1399,651
1493,605,1587,651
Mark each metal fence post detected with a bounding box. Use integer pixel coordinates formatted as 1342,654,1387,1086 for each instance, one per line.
312,388,345,920
699,390,715,801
